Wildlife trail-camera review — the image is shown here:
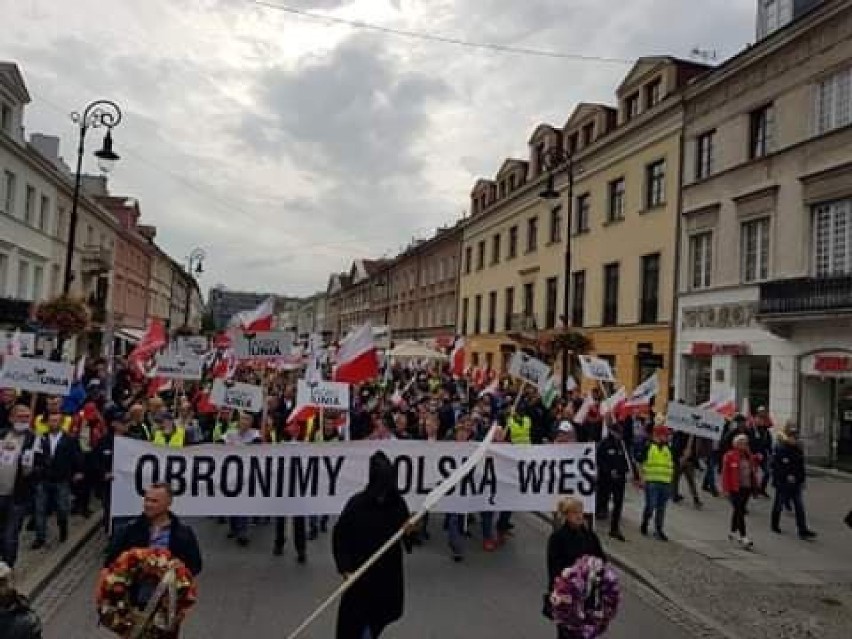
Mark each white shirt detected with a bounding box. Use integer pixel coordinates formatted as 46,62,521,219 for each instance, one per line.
48,431,63,456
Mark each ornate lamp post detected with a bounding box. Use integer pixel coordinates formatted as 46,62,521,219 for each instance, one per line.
185,248,205,326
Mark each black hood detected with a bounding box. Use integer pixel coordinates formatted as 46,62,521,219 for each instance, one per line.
366,451,398,502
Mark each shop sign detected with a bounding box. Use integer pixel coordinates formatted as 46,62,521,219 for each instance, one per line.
681,302,757,330
801,351,852,377
690,342,750,357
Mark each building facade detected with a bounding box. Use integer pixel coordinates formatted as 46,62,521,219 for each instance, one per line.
674,0,852,466
295,292,328,339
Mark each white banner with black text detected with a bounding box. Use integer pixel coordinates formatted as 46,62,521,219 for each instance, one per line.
111,438,596,517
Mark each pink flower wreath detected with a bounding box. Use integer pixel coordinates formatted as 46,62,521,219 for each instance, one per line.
549,555,620,639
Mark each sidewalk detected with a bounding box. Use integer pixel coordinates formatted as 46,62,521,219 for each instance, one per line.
12,510,102,599
608,475,852,639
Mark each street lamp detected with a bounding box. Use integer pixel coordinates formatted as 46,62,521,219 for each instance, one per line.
539,146,575,393
185,248,206,326
63,100,123,295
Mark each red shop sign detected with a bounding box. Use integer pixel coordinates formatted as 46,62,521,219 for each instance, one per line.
690,342,750,356
814,355,852,373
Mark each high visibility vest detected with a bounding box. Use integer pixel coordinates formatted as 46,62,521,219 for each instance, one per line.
213,420,236,443
152,427,186,448
35,415,72,436
643,444,674,484
508,415,532,445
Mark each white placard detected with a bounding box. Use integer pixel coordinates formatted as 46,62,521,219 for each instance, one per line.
0,356,74,395
665,401,726,442
153,351,204,380
233,331,294,360
297,380,350,411
579,355,616,382
0,331,36,355
210,379,264,413
508,351,551,391
110,438,597,517
176,336,209,356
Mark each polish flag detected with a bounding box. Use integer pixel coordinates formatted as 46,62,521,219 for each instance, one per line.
478,377,500,398
702,387,737,418
333,323,379,384
229,297,275,332
146,376,173,397
129,319,167,375
286,403,318,428
449,337,465,377
601,386,627,417
573,394,594,424
623,372,659,413
211,349,237,380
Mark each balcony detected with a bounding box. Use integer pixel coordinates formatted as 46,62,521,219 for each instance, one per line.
758,275,852,334
80,245,113,274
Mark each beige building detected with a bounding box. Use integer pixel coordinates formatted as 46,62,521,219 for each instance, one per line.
459,56,709,401
675,0,852,467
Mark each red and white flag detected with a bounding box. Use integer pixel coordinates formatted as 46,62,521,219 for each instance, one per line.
75,355,87,382
573,393,594,425
129,319,167,375
601,386,627,417
449,337,465,377
210,349,237,380
229,297,275,332
478,377,499,398
702,387,737,418
333,323,379,384
623,372,659,412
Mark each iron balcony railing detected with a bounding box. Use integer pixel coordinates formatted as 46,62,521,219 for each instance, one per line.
758,275,852,315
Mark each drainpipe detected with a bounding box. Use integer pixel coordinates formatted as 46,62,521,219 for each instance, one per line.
668,96,687,403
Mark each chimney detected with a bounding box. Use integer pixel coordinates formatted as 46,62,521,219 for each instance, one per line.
30,133,60,162
138,224,157,241
81,175,109,197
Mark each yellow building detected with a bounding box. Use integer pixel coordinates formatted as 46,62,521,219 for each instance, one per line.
459,56,712,408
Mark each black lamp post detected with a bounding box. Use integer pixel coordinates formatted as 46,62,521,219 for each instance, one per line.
185,248,205,326
63,100,123,295
539,146,575,393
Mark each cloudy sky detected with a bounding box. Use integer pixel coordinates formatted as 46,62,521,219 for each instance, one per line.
3,0,757,297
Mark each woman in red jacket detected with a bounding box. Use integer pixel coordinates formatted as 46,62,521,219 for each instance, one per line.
722,433,759,549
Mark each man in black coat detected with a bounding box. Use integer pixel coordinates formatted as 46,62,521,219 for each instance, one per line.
596,421,634,541
105,483,202,575
771,424,816,540
0,561,42,639
0,404,39,567
332,451,412,639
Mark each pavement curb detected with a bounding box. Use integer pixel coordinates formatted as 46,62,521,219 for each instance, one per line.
531,512,740,639
19,514,102,601
806,465,852,482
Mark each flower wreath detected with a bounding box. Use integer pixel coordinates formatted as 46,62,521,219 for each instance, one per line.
96,548,198,638
549,555,620,639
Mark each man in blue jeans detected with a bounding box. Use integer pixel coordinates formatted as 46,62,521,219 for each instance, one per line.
637,420,674,541
771,423,817,540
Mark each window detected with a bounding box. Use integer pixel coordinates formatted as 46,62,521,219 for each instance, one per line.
488,291,497,334
603,263,619,326
39,195,49,232
582,122,595,147
645,78,662,109
24,185,35,224
535,142,546,175
625,93,640,120
499,181,507,198
575,193,590,234
567,132,579,155
508,174,517,191
471,352,480,367
32,265,43,301
695,131,715,180
55,207,66,240
476,241,485,270
646,160,666,208
504,287,515,331
508,226,518,259
491,234,501,265
464,246,472,274
545,276,558,329
0,104,11,134
690,232,713,289
0,254,8,296
86,225,94,247
814,67,852,135
523,282,535,319
750,103,775,159
640,253,660,324
813,199,852,276
741,217,770,282
51,264,61,297
607,178,625,223
2,171,14,214
474,295,482,334
571,271,585,327
759,0,793,38
549,205,562,243
526,217,539,253
17,260,29,299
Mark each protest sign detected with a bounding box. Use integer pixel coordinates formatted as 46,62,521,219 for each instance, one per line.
111,438,597,517
0,331,36,355
0,356,74,395
175,336,209,356
233,331,294,360
665,401,726,441
508,351,551,391
153,351,203,380
210,379,264,413
296,380,350,411
579,355,616,382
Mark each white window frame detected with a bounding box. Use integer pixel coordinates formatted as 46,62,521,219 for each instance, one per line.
696,131,714,180
813,199,852,277
689,231,713,290
17,259,30,299
741,217,771,283
813,67,852,136
32,264,44,301
3,170,15,215
24,185,35,225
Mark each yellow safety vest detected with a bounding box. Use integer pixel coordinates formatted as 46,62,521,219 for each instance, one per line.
152,427,186,448
213,420,236,443
643,444,674,484
34,415,72,436
508,415,532,445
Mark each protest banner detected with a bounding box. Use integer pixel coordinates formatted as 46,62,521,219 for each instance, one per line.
233,331,294,360
210,379,264,413
175,336,209,356
153,351,203,380
508,351,551,392
296,379,350,411
0,331,36,356
111,438,597,517
0,356,74,395
578,355,616,382
665,401,726,441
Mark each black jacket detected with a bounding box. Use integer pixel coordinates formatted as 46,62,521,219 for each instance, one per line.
772,441,806,488
751,426,773,457
0,594,42,639
93,432,116,480
106,512,203,575
546,524,605,590
596,434,632,482
36,432,82,484
0,430,39,504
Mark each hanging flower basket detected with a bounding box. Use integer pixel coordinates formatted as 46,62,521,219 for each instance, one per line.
552,330,592,355
35,296,90,335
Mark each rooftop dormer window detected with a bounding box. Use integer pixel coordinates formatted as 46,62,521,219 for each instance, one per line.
625,93,640,121
582,122,595,147
509,173,517,192
1,104,11,134
645,78,662,109
535,142,546,176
